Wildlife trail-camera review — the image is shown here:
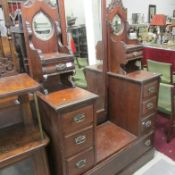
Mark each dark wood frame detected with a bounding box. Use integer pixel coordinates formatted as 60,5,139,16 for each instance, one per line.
21,0,75,92
148,4,156,23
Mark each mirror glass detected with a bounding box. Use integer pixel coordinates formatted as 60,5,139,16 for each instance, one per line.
49,0,57,6
111,14,123,35
32,12,53,40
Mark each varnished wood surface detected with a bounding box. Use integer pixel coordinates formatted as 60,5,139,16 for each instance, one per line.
0,73,40,98
108,70,161,84
96,121,136,163
84,132,153,175
85,64,103,73
84,64,106,124
0,124,49,164
37,87,98,111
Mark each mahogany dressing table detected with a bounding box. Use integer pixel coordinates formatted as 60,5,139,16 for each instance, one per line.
37,1,161,175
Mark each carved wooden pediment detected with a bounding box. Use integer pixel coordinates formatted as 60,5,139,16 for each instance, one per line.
108,0,126,11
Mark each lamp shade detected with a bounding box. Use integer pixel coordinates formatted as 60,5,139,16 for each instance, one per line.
150,14,166,26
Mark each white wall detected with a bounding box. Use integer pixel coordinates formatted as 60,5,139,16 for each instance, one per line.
64,0,85,25
0,8,7,36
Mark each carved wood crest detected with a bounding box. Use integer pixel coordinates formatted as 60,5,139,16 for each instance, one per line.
108,0,126,11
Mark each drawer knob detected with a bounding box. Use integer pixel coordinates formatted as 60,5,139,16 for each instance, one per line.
76,159,87,169
148,86,156,94
144,139,151,147
146,102,153,110
142,120,152,128
73,113,86,123
75,135,86,145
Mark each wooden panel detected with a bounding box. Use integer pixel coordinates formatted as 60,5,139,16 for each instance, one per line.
142,96,157,116
0,104,22,129
118,149,154,175
66,148,94,175
96,122,136,163
1,37,11,57
84,64,107,124
64,126,93,158
62,105,93,134
84,132,153,175
108,75,141,135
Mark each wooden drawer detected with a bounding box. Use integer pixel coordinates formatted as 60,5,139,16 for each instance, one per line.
140,114,155,136
62,105,93,134
143,81,158,99
142,96,157,116
64,126,93,158
66,148,95,175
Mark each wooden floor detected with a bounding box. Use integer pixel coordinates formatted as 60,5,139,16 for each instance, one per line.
96,121,137,163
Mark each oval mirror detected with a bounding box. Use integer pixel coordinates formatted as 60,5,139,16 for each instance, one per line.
111,14,123,35
32,12,54,40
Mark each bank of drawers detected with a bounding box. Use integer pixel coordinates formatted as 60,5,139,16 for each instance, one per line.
62,104,95,175
140,80,159,136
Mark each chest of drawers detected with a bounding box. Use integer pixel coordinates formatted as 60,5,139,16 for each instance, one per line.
37,87,97,175
108,70,160,137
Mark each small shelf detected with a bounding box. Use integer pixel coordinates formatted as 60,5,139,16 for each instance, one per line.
0,73,40,98
96,121,136,163
0,124,48,164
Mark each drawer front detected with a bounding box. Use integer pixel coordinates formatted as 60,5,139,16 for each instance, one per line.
142,97,157,116
66,148,95,175
140,114,155,136
65,126,93,157
143,81,158,99
62,105,93,134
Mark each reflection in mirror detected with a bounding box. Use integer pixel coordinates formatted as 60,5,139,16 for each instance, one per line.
64,0,89,89
111,14,123,35
32,12,53,41
49,0,57,6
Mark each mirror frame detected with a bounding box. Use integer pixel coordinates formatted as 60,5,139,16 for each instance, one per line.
32,11,54,41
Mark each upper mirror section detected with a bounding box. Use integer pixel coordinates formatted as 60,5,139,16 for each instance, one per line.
32,11,54,41
111,14,123,35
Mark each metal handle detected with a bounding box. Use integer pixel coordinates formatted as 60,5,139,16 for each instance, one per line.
146,102,153,110
73,113,86,123
75,135,86,145
144,139,151,147
148,86,156,94
56,63,66,71
142,120,152,128
76,159,87,169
